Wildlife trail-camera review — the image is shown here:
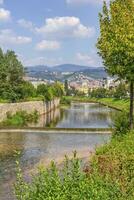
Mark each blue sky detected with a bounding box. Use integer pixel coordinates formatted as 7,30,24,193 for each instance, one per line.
0,0,109,67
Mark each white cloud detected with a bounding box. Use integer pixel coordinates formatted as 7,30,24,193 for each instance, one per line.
17,55,45,66
0,0,4,5
75,51,103,67
0,8,11,22
17,19,34,31
0,29,32,45
20,56,63,66
76,53,96,66
66,0,109,5
36,16,95,39
36,40,61,51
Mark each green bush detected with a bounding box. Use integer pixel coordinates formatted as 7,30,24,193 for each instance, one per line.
0,110,39,127
60,97,71,105
15,152,121,200
112,111,130,136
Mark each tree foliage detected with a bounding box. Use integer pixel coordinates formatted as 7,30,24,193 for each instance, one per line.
89,83,128,99
97,0,134,128
64,80,69,96
0,48,24,102
97,0,134,80
37,82,64,101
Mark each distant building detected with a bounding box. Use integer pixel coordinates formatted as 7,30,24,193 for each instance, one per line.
61,72,73,75
23,76,48,88
104,77,120,89
70,81,89,94
88,79,103,91
30,80,47,88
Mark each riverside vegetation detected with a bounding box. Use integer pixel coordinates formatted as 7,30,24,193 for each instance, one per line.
0,110,39,127
14,128,134,200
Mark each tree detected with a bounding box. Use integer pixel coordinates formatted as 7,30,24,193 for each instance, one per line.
97,0,134,129
90,88,107,98
64,80,69,96
0,49,25,102
19,81,36,99
37,84,54,101
52,81,64,97
114,83,128,99
5,50,24,85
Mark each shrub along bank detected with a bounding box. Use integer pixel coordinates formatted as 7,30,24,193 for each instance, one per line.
0,110,39,127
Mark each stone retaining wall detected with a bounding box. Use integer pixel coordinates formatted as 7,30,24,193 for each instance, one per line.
0,98,60,122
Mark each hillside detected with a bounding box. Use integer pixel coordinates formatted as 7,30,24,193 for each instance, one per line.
25,64,108,80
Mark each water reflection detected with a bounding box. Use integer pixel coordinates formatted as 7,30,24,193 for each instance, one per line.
56,103,117,128
0,132,110,181
29,107,61,127
31,103,117,128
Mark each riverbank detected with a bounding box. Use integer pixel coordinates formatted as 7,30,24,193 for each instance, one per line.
0,98,60,125
97,98,129,111
62,96,129,111
15,130,134,199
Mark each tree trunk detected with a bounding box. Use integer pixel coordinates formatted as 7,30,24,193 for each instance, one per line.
129,81,134,129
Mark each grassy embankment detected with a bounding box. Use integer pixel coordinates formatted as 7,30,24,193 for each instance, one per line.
15,130,134,199
61,96,130,111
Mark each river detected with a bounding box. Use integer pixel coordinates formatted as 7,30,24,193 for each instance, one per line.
0,102,117,199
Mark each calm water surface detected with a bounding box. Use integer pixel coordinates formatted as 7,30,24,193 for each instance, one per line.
34,102,116,128
0,103,116,199
56,102,115,128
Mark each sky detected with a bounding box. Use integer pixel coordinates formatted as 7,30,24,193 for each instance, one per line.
0,0,109,67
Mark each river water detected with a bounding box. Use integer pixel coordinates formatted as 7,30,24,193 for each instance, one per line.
0,102,117,199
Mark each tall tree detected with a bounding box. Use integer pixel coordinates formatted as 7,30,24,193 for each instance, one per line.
0,49,25,101
0,48,7,83
64,80,69,96
5,50,24,85
97,0,134,129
